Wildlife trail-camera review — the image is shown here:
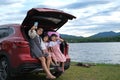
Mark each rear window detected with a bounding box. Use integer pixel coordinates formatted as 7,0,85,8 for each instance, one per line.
0,27,14,39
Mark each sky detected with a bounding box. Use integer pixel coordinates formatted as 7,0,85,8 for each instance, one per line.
0,0,120,37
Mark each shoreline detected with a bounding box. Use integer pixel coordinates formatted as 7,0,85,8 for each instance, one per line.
71,61,120,65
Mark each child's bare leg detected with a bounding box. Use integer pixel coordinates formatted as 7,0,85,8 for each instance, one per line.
46,56,51,69
51,60,58,66
52,58,58,66
51,60,55,65
38,57,56,79
61,62,65,72
54,61,58,66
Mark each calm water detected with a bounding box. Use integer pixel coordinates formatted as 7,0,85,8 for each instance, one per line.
69,42,120,64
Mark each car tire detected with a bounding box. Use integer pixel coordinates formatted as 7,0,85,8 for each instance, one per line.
0,57,11,80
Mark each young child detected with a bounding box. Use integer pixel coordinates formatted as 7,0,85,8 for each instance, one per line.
42,34,58,66
42,34,52,69
49,34,66,72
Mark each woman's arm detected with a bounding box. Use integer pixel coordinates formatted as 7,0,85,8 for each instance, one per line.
28,26,37,39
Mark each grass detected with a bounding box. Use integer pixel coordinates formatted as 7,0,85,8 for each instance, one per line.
57,62,120,80
13,62,120,80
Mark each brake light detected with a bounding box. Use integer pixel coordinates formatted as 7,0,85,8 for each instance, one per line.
13,41,29,48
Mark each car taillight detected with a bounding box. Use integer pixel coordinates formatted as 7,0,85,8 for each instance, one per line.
64,43,69,56
13,41,29,48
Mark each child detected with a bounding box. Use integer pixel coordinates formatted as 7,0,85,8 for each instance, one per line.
42,34,58,66
49,34,66,72
42,34,52,69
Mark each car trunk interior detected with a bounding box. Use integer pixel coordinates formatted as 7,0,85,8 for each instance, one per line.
22,22,67,55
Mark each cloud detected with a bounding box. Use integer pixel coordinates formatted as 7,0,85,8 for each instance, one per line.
62,0,110,9
58,25,96,37
36,5,51,8
0,0,17,5
0,0,25,6
58,21,120,37
0,0,120,37
42,0,77,8
57,0,120,37
83,4,120,19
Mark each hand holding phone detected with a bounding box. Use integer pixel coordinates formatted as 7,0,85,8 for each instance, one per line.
34,22,38,28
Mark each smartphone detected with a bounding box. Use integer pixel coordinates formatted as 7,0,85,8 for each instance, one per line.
34,22,38,28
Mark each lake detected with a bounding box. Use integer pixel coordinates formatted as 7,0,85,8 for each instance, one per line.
69,42,120,64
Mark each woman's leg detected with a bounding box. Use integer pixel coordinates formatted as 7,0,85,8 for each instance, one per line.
38,57,56,79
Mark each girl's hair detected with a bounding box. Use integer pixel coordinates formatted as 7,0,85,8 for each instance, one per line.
42,34,49,42
50,34,58,41
51,34,58,37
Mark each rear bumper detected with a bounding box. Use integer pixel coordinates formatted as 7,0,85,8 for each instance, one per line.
11,63,41,74
20,63,60,73
11,58,71,74
11,63,56,74
18,63,42,73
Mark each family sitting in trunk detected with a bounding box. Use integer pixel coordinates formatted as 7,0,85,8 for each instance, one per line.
28,25,66,79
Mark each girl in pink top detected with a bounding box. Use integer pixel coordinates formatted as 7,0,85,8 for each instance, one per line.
49,34,66,72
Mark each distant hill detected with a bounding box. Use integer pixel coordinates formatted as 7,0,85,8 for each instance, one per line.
61,31,120,39
61,34,83,39
90,31,120,38
60,31,120,43
60,34,83,43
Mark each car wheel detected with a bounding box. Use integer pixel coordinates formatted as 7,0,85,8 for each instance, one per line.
0,57,11,80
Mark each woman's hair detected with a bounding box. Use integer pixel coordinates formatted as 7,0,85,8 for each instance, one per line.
36,27,43,31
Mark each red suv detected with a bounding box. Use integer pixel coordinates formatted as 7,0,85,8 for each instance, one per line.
0,8,75,80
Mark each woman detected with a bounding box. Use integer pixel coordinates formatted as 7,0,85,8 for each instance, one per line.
28,26,56,79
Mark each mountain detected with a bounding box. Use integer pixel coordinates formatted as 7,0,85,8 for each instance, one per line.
61,34,83,39
60,31,120,39
90,31,120,38
60,34,83,42
59,31,120,43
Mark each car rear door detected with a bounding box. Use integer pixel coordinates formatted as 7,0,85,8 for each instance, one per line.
21,8,76,31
